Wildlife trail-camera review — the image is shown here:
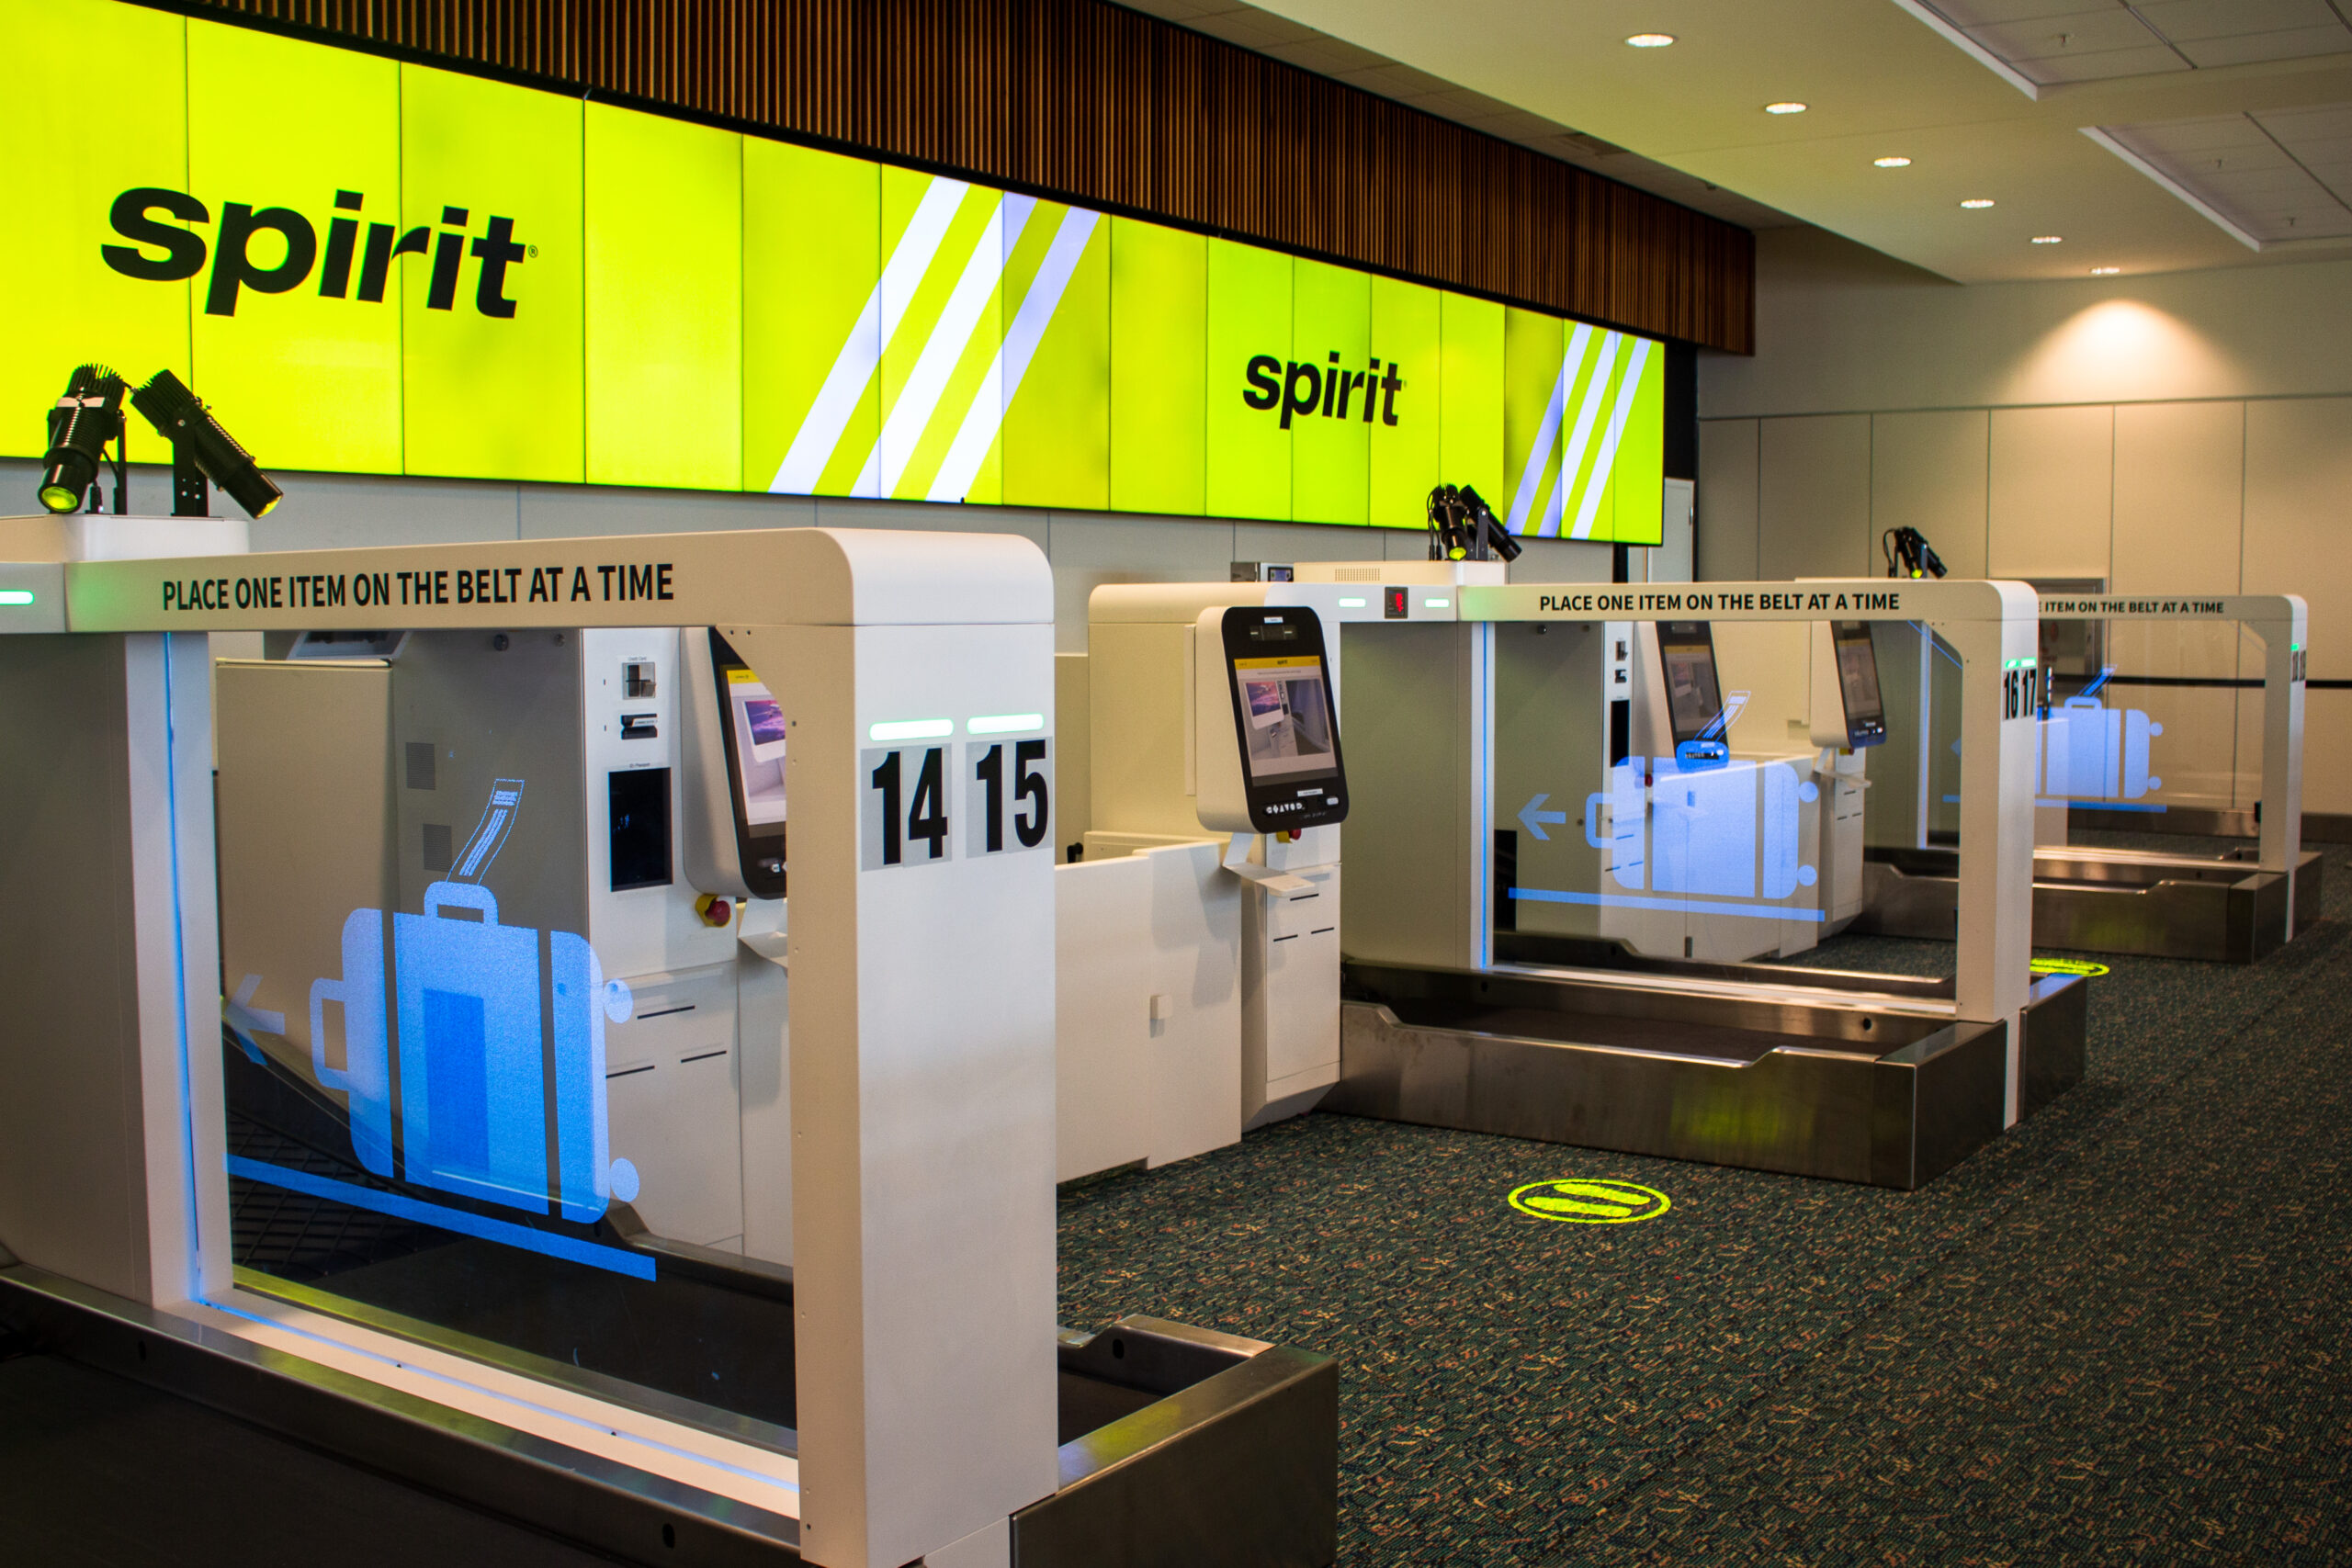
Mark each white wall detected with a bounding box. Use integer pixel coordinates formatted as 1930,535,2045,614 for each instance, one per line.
0,458,1617,655
1698,228,2352,815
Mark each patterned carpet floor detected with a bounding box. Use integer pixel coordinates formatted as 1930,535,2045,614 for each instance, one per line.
1057,840,2352,1566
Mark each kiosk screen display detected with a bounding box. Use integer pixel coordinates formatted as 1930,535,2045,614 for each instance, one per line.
1220,607,1349,831
1831,621,1886,747
709,630,787,897
1657,621,1724,746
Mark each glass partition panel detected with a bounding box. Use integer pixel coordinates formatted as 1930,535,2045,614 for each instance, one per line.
1488,616,1951,986
2041,615,2264,847
211,624,797,1440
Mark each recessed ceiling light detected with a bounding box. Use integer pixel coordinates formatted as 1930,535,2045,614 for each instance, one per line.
1626,33,1675,48
2031,235,2063,244
1874,156,1912,168
2090,265,2121,276
1960,197,1996,209
1764,101,1808,115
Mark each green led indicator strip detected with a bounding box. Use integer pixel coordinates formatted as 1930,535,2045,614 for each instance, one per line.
0,590,35,607
967,713,1044,735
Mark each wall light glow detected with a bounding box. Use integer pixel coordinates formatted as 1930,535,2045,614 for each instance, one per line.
1874,156,1912,168
2004,296,2236,405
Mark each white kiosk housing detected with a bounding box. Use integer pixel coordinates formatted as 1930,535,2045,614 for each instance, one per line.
0,523,1336,1568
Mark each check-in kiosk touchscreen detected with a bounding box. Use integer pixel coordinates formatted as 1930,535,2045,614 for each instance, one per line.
1220,605,1348,832
1830,620,1887,748
1657,620,1725,746
708,629,788,897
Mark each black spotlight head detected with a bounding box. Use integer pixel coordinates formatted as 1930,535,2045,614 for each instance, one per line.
1455,484,1522,563
39,364,127,513
130,368,283,520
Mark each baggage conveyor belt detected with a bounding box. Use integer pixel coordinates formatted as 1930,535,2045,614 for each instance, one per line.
1331,960,2087,1190
1855,843,2323,963
0,1039,1340,1568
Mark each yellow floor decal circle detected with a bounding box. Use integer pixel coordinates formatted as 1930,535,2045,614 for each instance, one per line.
1509,1179,1672,1224
2030,957,2109,977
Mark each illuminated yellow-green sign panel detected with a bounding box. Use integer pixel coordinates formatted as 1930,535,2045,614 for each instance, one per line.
1,0,1665,542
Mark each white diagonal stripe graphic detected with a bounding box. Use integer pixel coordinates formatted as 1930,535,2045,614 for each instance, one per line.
929,206,1102,503
1505,324,1590,536
853,194,1035,499
768,176,969,495
1545,331,1622,538
1571,337,1654,540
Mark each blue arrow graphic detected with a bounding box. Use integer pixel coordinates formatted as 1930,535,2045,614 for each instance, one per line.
1518,793,1569,841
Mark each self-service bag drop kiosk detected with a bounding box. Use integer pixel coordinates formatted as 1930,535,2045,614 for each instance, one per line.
0,522,1337,1568
1857,594,2315,963
1080,566,1488,1141
1312,570,2082,1188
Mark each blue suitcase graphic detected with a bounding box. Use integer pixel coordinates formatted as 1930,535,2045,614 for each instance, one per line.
308,780,632,1223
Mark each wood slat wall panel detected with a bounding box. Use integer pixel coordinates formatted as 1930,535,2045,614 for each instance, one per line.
164,0,1754,350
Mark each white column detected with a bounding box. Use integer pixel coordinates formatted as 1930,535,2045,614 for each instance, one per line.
2255,600,2308,935
1940,582,2039,1124
730,530,1058,1568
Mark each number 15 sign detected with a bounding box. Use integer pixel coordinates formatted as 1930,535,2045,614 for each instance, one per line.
861,739,1053,870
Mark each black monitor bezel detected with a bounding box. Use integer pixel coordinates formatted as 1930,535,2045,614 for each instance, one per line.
1218,604,1349,834
1829,620,1887,749
707,628,788,898
1655,620,1724,747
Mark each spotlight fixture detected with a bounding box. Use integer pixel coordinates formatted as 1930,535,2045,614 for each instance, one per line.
1625,33,1675,47
2031,235,2063,244
130,369,283,520
38,364,128,515
1423,484,1521,564
1882,526,1947,581
1960,197,1996,209
2090,265,2122,276
1874,156,1912,168
1764,101,1807,115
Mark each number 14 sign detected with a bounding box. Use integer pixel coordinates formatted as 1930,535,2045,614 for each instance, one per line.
861,739,1053,870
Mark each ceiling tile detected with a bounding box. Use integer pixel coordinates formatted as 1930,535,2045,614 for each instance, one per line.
2207,167,2335,197
2121,117,2270,152
2177,27,2352,68
2259,103,2352,141
2024,44,2194,82
1927,2,2130,28
1964,10,2165,59
2129,0,2346,44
